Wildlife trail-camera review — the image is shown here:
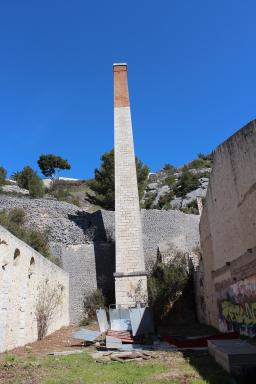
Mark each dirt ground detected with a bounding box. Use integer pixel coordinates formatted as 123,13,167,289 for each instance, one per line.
0,324,231,384
4,325,84,357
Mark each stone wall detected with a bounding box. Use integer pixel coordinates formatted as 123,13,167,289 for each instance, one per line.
199,120,256,336
51,209,199,322
0,196,200,323
51,242,115,324
0,225,69,352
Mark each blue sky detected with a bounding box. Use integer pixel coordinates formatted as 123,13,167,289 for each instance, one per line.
0,0,255,179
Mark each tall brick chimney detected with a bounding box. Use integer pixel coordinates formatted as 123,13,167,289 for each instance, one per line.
113,63,147,307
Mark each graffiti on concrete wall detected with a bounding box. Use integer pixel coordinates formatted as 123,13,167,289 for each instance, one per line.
218,275,256,337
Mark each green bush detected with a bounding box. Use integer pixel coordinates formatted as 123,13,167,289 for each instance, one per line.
8,208,26,225
148,253,190,324
182,152,213,171
82,289,105,322
188,158,206,169
163,175,176,187
174,171,200,198
0,166,7,186
163,163,176,173
28,173,44,198
26,230,51,258
0,209,51,260
14,166,34,189
143,191,157,209
155,191,174,210
49,187,80,207
180,199,199,215
14,166,44,198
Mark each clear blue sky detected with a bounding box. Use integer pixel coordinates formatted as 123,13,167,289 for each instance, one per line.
0,0,255,179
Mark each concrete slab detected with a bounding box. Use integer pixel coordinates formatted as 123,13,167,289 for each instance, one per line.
208,339,256,373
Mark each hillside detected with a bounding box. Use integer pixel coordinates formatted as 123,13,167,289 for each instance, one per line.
0,153,212,215
143,153,212,213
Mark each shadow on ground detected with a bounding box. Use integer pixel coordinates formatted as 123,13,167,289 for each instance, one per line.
182,349,231,384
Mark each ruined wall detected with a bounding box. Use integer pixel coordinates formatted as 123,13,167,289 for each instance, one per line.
0,225,69,352
199,120,256,336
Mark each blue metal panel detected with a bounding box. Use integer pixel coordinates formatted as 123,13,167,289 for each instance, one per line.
96,308,109,333
72,328,101,341
109,307,131,331
129,307,154,336
106,336,122,349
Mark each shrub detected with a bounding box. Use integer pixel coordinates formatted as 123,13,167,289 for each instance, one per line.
8,208,26,225
0,209,51,260
163,163,176,173
49,188,80,206
0,166,7,186
143,191,157,209
26,230,51,258
180,199,199,215
174,171,200,198
163,175,176,187
14,166,44,198
148,253,190,324
28,174,44,198
15,166,34,189
82,289,105,321
182,152,214,171
36,280,63,340
155,191,174,210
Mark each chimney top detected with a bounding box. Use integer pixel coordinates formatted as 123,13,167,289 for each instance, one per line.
113,63,127,66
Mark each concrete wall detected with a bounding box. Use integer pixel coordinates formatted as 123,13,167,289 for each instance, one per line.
199,120,256,336
0,225,69,352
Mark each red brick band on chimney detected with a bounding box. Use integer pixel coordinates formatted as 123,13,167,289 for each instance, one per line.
113,64,130,108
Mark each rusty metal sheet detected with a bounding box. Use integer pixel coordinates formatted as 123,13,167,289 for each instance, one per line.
96,308,109,333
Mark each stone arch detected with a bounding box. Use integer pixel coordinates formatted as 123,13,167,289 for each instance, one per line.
28,257,35,278
30,257,35,266
14,248,21,261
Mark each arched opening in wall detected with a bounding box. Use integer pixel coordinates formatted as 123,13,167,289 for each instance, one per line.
30,257,35,266
14,248,20,259
13,248,21,262
28,257,35,278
